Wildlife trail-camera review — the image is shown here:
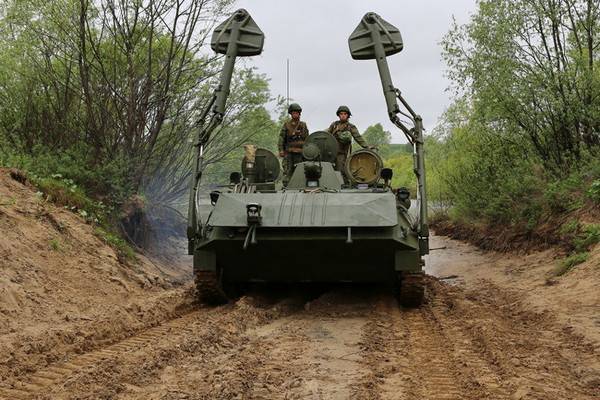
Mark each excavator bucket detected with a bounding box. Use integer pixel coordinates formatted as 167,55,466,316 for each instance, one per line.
348,12,403,60
211,9,264,56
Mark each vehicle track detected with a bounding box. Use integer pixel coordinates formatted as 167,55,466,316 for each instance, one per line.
437,280,600,400
115,287,379,399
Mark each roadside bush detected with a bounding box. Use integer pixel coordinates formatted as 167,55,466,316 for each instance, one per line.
573,224,600,253
94,227,136,263
588,180,600,204
544,174,585,213
1,146,130,203
554,252,589,276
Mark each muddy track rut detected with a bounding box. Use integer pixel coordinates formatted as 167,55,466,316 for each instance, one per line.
0,280,598,400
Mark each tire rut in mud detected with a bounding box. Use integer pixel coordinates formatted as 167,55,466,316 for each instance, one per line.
0,293,305,400
116,286,380,399
2,279,598,399
433,280,600,400
352,278,599,400
352,291,465,400
0,310,209,399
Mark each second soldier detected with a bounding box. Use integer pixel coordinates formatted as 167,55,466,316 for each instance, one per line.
278,103,309,184
327,105,371,182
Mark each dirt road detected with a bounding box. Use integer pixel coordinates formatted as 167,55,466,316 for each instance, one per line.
1,237,599,400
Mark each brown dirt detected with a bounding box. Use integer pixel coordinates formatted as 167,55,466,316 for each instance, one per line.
1,273,598,399
0,169,193,386
430,207,600,253
1,168,599,399
431,217,558,252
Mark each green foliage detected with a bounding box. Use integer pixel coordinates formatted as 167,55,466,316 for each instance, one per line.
94,227,136,262
1,146,130,201
553,221,597,276
25,172,108,225
555,252,589,276
442,0,600,174
544,174,586,213
386,143,413,158
559,219,580,236
419,94,599,239
386,154,415,190
425,99,544,224
587,180,600,203
573,224,600,253
361,124,392,156
49,238,62,252
0,0,271,210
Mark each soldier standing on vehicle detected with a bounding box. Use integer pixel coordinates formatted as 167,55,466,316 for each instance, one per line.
278,103,309,184
327,105,371,180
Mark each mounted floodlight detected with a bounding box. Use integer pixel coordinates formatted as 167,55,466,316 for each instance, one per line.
348,12,403,60
211,9,265,56
210,9,265,115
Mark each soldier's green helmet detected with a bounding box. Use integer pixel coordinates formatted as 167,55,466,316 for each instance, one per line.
336,105,352,116
288,103,302,114
338,131,353,145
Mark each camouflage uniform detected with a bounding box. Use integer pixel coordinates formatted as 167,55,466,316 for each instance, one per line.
278,118,309,182
327,120,368,179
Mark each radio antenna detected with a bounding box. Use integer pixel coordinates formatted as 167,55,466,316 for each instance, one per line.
286,58,290,107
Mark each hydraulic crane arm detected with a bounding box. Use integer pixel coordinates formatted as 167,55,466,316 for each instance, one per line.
349,12,429,254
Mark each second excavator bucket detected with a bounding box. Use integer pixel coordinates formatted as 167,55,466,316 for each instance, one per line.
348,12,403,60
211,9,264,56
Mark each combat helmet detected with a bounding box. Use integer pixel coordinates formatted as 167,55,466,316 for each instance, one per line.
336,105,352,116
288,103,302,114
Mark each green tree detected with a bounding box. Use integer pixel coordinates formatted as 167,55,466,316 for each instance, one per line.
360,123,392,156
442,0,600,175
0,0,272,207
362,123,392,146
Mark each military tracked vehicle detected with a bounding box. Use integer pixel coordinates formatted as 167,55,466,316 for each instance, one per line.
187,10,429,307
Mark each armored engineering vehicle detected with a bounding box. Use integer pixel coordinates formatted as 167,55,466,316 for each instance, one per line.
187,10,429,306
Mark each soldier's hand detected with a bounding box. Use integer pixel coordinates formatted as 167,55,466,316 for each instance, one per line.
279,151,287,157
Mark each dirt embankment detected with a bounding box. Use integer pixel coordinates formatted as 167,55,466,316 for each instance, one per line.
0,169,194,382
431,207,599,253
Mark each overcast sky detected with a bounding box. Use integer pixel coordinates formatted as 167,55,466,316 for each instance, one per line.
234,0,477,143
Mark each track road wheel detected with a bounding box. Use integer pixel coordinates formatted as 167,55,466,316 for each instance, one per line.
195,270,228,305
398,272,425,308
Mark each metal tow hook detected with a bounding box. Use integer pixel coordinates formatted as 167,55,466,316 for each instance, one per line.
346,227,353,244
243,203,262,250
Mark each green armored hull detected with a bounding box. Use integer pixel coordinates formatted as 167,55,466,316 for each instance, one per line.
196,190,421,283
